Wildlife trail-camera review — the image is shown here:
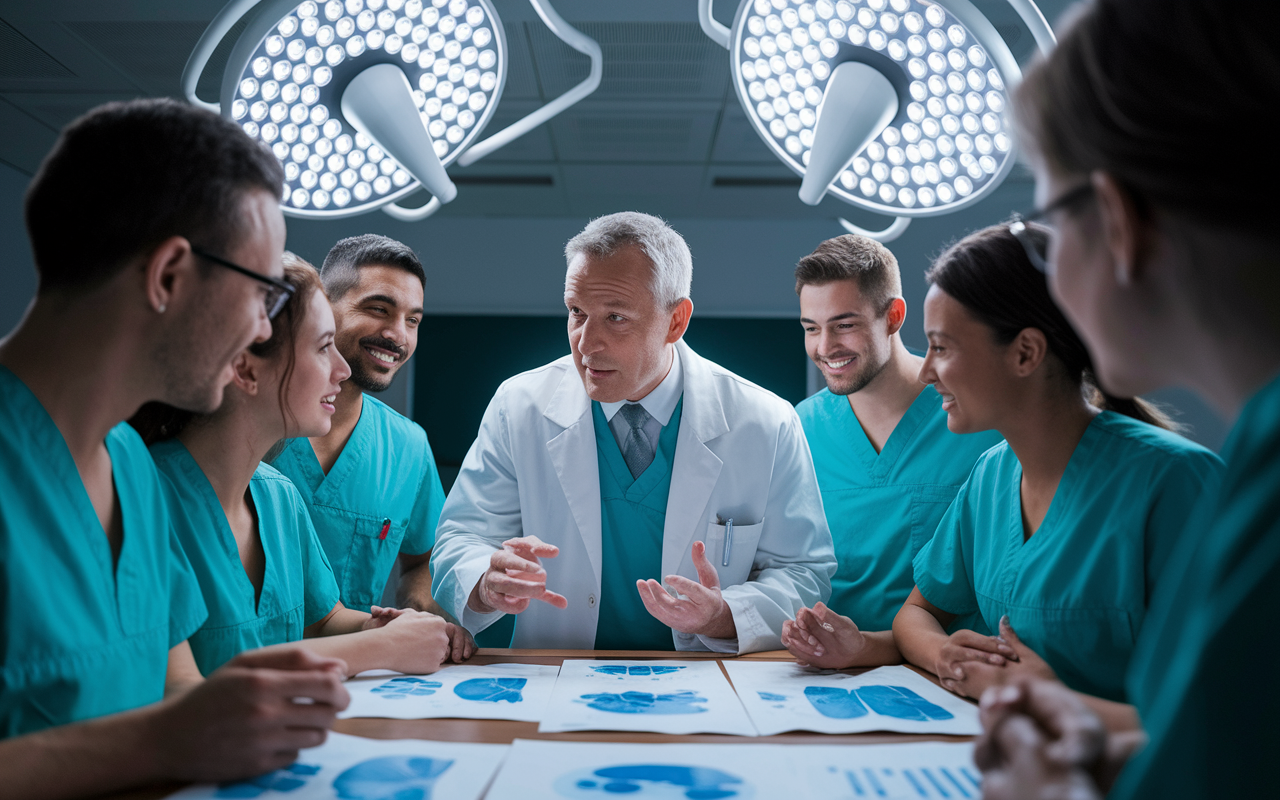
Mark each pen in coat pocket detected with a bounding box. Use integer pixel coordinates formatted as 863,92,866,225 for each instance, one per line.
722,518,733,567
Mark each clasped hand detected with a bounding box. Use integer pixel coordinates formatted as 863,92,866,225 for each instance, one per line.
939,616,1057,699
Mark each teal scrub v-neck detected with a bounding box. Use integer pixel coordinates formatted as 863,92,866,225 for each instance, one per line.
796,386,1001,631
592,398,683,651
0,367,207,736
1112,373,1279,799
269,395,446,612
913,411,1223,701
151,441,341,675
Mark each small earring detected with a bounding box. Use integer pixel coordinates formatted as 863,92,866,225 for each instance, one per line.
157,304,167,313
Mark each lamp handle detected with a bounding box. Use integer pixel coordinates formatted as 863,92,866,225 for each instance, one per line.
699,0,731,50
382,196,443,221
456,0,601,166
838,216,912,243
182,0,265,112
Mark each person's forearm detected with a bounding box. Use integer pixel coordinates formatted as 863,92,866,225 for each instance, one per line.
315,607,373,636
847,629,905,667
267,632,392,676
398,561,454,621
892,604,950,673
0,705,166,800
1077,692,1141,733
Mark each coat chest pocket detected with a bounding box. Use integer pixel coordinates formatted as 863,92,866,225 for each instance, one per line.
705,519,764,587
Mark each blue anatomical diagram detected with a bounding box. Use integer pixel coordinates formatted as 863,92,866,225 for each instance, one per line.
756,692,786,702
579,690,709,714
592,665,687,677
215,763,321,797
804,685,954,720
856,685,954,721
332,755,454,800
453,677,527,703
555,764,752,799
371,676,442,700
804,686,869,719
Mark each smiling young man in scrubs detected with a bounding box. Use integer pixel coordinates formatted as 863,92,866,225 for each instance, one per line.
782,235,1001,668
269,235,468,659
0,99,348,798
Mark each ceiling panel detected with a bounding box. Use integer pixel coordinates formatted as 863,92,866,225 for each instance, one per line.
0,96,58,174
62,20,207,95
500,21,542,101
709,104,779,164
0,18,74,79
548,103,719,163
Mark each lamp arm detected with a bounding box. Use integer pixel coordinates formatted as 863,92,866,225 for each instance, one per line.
456,0,601,166
381,196,443,221
182,0,265,112
1006,0,1056,54
838,216,912,243
699,0,731,50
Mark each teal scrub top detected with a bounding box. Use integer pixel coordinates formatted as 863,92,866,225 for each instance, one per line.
1113,373,1280,799
151,441,342,675
796,386,1001,631
913,411,1223,702
592,398,684,651
269,395,446,612
0,367,207,737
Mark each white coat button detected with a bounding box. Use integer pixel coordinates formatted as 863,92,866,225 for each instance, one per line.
588,593,596,607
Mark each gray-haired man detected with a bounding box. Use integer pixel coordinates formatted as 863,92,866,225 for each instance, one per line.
430,212,836,653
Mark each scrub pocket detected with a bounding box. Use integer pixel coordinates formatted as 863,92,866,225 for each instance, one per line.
343,516,403,610
705,519,764,587
909,488,963,554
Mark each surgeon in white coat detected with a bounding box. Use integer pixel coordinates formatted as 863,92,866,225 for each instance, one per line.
431,212,836,654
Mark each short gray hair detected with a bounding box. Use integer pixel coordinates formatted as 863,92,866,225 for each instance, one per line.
564,212,693,308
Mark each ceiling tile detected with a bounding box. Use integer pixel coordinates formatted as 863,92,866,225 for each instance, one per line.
0,18,75,79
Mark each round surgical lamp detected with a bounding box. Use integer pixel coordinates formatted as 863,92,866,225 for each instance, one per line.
185,0,601,221
700,0,1054,241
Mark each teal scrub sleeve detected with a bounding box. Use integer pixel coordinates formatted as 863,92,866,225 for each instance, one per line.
911,474,980,617
401,435,446,556
298,495,342,627
1141,450,1225,601
167,525,210,647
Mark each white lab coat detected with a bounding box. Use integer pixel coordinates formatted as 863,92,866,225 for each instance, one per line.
430,340,836,653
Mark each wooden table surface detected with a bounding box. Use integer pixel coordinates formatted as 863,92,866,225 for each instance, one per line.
106,649,974,799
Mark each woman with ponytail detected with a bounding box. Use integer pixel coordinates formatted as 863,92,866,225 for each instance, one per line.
971,0,1280,797
891,222,1222,730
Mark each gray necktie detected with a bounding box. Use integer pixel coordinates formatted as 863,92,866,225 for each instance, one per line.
619,403,655,479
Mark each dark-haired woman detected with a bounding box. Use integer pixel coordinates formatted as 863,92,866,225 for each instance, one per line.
135,255,461,681
972,0,1280,796
891,223,1222,730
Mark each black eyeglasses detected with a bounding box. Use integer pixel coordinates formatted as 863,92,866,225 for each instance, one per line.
1009,183,1095,274
191,246,294,320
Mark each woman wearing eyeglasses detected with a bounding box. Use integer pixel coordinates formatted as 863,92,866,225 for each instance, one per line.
890,222,1222,731
131,254,458,680
972,1,1280,798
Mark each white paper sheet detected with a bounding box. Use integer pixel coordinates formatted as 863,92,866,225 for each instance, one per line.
795,742,981,799
723,663,981,735
338,663,560,721
165,731,507,800
486,738,801,800
537,659,758,736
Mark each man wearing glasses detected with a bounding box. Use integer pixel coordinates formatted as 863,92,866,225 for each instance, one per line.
0,98,349,797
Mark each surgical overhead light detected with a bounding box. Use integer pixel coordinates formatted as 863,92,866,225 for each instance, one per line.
700,0,1054,240
185,0,601,220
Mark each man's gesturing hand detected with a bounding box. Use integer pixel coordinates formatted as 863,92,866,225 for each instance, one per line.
636,541,737,640
468,535,569,614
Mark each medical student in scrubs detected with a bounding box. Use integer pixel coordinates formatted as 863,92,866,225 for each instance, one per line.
892,222,1223,729
0,99,348,799
971,1,1280,798
133,255,457,677
268,236,469,656
782,234,1000,668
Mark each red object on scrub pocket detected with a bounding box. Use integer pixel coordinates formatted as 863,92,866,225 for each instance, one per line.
379,518,390,540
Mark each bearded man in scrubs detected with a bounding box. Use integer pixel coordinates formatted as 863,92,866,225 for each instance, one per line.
431,212,836,653
781,235,1001,668
269,236,469,658
0,99,348,798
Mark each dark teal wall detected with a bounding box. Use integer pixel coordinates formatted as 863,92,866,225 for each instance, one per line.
414,314,807,487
